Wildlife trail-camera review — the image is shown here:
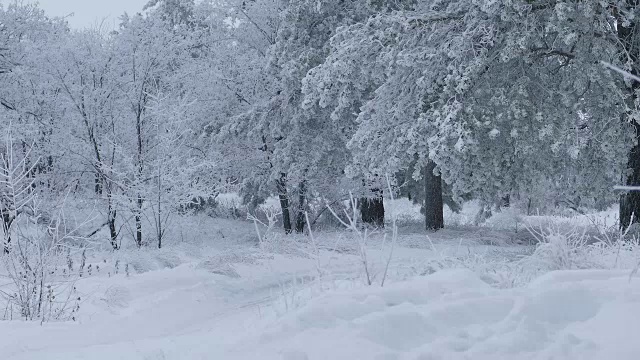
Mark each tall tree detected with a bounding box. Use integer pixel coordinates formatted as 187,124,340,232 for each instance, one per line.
45,30,125,248
305,0,633,230
251,0,411,231
113,11,199,247
615,0,640,229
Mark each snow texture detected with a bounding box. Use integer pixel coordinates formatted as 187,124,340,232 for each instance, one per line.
1,250,638,359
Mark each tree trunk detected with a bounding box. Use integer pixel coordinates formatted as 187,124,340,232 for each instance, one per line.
135,196,143,248
618,1,640,230
295,179,306,234
157,160,163,249
276,173,292,234
1,211,14,254
500,194,510,209
621,122,640,229
108,203,118,250
424,161,444,231
135,106,144,248
360,188,385,227
157,207,162,249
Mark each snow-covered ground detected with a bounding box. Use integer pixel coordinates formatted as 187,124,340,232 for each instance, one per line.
242,269,640,360
1,208,639,360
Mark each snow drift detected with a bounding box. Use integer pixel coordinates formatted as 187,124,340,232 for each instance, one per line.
235,269,640,360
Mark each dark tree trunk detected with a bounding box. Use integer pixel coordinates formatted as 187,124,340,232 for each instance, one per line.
500,194,510,209
618,3,640,229
108,206,118,250
2,210,14,254
621,122,640,229
360,188,385,227
295,179,306,234
424,161,444,231
46,155,53,189
135,196,143,248
135,105,144,248
276,173,292,234
157,211,162,249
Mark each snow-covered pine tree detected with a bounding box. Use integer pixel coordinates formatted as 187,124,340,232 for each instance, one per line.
257,0,418,230
305,0,633,228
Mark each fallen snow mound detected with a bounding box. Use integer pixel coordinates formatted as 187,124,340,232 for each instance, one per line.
234,269,640,360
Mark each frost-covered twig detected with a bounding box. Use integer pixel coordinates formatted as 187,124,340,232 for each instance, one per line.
1,195,92,322
601,61,640,83
327,193,375,285
247,207,281,250
380,174,397,287
305,212,323,284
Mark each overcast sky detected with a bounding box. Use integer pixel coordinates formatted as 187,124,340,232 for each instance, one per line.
2,0,149,29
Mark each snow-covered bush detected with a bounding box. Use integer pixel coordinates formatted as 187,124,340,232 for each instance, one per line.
0,130,88,321
1,202,86,321
589,237,640,270
587,216,640,270
327,176,398,287
212,193,245,219
248,206,281,251
524,222,591,271
520,218,640,279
